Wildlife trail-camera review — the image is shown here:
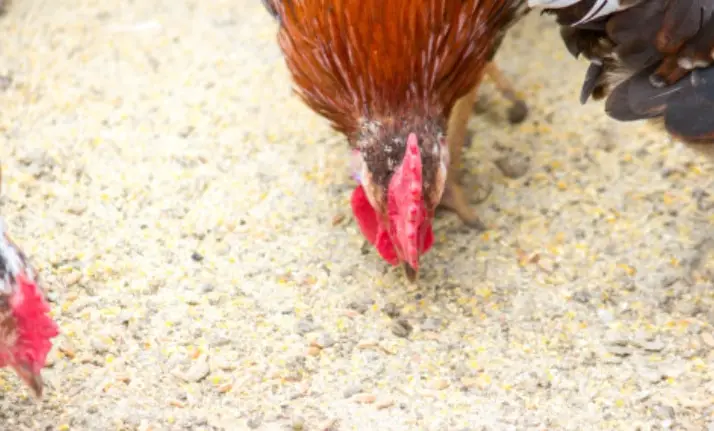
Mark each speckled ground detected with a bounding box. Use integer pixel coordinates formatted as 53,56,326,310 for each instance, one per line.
2,1,714,430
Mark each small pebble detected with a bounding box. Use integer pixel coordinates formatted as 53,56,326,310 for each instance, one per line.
67,203,87,215
64,272,83,287
291,416,305,430
572,290,590,303
342,309,360,318
597,309,614,323
169,399,186,408
375,397,395,410
314,333,336,348
382,302,400,318
391,319,412,338
191,251,204,262
117,310,133,324
607,345,632,357
0,74,12,91
460,377,480,389
655,405,675,419
343,384,363,398
494,152,530,179
348,297,373,314
642,340,665,352
353,393,376,404
421,318,441,332
431,379,449,390
296,318,318,335
246,415,262,429
331,213,345,226
91,338,110,354
347,301,368,314
357,339,379,349
507,100,529,124
634,391,652,402
181,358,210,382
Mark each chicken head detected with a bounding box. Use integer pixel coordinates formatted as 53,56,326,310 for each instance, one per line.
351,130,448,281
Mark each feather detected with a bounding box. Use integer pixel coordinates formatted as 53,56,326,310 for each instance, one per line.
536,0,714,144
269,0,525,138
528,0,625,24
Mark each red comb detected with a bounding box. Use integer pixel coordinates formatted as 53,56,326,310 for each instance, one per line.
387,133,426,269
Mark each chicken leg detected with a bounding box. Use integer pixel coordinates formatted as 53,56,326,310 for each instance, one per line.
439,81,486,230
439,63,528,229
483,62,528,124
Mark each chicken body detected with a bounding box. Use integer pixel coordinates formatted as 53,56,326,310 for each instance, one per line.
0,170,59,397
529,0,714,147
265,0,528,280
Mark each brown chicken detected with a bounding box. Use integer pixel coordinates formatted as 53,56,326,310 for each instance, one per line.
263,0,528,280
528,0,714,148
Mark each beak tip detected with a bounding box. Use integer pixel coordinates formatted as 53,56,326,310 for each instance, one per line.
28,373,44,399
403,263,419,283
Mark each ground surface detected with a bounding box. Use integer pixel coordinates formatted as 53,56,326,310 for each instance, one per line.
1,1,714,430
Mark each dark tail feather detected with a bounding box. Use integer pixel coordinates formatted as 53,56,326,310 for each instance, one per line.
665,68,714,143
606,66,714,144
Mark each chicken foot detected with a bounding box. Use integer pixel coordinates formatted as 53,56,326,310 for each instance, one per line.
483,62,528,124
439,83,487,231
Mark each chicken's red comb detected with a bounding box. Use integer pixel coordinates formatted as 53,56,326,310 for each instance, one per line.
388,133,424,268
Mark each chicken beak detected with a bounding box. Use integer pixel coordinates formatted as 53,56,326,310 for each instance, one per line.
403,262,419,283
14,363,44,398
26,372,44,398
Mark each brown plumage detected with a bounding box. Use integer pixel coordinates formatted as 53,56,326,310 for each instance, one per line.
272,0,522,137
533,0,714,145
263,0,528,280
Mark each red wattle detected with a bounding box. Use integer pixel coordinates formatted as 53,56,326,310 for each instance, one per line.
351,185,399,265
351,185,378,244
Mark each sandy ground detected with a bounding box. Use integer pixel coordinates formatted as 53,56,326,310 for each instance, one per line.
1,1,714,430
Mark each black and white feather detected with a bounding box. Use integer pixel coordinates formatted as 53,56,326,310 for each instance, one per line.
0,219,35,295
527,0,632,24
531,0,714,144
